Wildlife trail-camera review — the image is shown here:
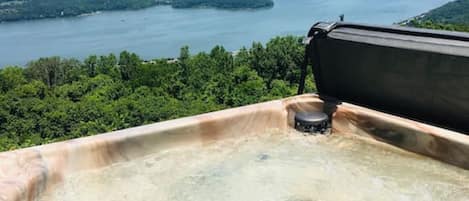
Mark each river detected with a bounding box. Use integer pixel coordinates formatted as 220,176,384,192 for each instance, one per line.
0,0,449,67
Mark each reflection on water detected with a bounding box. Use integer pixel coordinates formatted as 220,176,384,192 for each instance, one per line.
40,130,469,201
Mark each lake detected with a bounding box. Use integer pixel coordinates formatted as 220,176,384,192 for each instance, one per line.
0,0,449,67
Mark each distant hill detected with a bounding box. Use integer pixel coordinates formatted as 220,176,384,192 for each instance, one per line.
400,0,469,33
0,0,274,22
419,0,469,25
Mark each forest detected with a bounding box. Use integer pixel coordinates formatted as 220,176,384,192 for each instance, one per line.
418,0,469,25
406,19,469,32
0,36,315,151
0,0,274,22
0,0,156,22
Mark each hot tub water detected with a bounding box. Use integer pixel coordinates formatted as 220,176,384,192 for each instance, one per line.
39,130,469,201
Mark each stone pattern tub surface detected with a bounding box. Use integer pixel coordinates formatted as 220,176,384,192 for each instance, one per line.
1,94,469,201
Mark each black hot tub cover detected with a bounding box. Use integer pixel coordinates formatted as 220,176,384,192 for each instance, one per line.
305,22,469,133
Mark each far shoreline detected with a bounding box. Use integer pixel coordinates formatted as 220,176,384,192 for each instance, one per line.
0,1,274,24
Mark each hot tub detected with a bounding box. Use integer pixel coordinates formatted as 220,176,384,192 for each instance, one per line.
3,22,469,201
1,94,469,201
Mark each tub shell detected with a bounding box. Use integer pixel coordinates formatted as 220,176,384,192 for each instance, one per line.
1,94,469,201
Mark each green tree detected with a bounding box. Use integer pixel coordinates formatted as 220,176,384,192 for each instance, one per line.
119,51,140,80
84,55,98,77
60,58,83,84
0,66,26,92
25,57,81,87
407,20,469,32
11,80,47,99
179,45,191,83
227,66,267,106
210,45,233,71
0,36,309,151
97,53,118,75
25,57,62,87
248,36,303,87
179,46,190,62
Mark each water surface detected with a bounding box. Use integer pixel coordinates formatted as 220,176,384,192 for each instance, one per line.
0,0,449,67
40,130,469,201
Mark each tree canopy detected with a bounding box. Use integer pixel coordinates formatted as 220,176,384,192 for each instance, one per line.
0,36,315,151
406,19,469,33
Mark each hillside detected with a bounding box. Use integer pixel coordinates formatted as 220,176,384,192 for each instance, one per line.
0,0,274,22
401,0,469,32
419,0,469,25
406,19,469,32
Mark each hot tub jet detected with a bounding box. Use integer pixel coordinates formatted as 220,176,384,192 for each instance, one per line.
294,112,330,134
